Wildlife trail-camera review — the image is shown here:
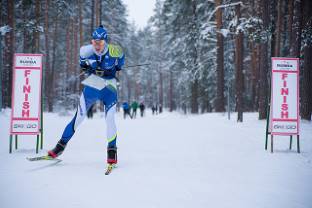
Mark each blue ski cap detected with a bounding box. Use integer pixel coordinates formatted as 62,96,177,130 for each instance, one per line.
92,25,108,41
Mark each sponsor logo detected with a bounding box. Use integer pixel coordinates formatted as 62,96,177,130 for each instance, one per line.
20,59,37,65
273,124,297,130
14,123,37,129
276,60,295,70
277,64,292,67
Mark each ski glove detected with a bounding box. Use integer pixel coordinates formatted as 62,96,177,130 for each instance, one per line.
81,66,93,74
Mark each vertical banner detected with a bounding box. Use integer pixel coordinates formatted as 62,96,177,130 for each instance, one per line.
270,57,299,135
10,53,43,135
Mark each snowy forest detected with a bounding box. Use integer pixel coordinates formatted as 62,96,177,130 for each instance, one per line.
0,0,311,121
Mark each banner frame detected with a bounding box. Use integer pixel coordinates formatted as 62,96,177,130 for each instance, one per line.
265,57,300,153
9,53,43,154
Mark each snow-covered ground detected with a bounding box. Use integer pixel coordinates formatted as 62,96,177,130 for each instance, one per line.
0,109,311,208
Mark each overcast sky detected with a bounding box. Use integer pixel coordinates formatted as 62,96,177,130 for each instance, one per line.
122,0,156,30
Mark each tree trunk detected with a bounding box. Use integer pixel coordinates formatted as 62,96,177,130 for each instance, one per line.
4,0,14,108
99,0,102,25
215,0,225,112
69,19,74,94
300,0,312,120
274,0,282,57
258,0,269,119
290,0,303,57
251,42,260,111
48,15,59,112
270,0,277,59
287,0,294,55
301,45,312,120
73,12,79,95
191,79,199,114
44,0,50,112
22,0,28,52
235,4,244,122
169,70,174,112
159,71,163,108
91,0,95,34
190,0,199,114
65,18,71,97
78,0,84,92
34,0,40,53
95,0,100,26
250,0,260,111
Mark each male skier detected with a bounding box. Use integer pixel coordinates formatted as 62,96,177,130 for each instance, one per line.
47,25,125,168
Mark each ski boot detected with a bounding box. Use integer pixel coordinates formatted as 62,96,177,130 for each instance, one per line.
107,147,117,164
48,140,67,158
105,147,117,175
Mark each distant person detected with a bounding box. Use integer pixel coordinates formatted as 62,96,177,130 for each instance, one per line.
152,104,157,115
122,102,132,119
131,101,138,118
139,102,145,117
155,104,158,114
159,104,163,114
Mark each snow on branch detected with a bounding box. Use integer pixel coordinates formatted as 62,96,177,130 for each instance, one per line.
207,2,244,22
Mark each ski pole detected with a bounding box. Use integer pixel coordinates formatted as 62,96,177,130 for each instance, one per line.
123,63,151,68
76,63,151,78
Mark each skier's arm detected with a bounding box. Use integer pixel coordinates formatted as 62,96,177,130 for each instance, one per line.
80,61,91,72
79,45,94,74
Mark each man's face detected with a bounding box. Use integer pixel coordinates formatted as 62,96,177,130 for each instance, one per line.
92,39,105,53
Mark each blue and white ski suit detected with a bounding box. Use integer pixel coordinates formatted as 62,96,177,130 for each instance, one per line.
60,43,125,148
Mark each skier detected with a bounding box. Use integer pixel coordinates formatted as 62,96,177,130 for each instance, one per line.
122,102,132,119
131,101,138,118
139,102,145,117
152,104,156,115
159,104,163,114
47,25,125,168
152,103,158,115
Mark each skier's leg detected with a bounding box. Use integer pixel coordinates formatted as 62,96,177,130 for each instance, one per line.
105,104,117,164
48,87,97,157
61,89,97,142
101,82,118,164
106,105,117,148
128,110,133,119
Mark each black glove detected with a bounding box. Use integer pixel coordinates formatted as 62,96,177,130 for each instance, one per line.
81,65,92,73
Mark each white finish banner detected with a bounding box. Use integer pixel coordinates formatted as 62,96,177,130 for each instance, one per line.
10,53,43,134
270,57,299,135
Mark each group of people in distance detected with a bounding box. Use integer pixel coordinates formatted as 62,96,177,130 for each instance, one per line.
86,101,163,120
121,101,145,119
151,103,162,115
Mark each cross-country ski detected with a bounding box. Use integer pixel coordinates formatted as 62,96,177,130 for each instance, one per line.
26,155,62,163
